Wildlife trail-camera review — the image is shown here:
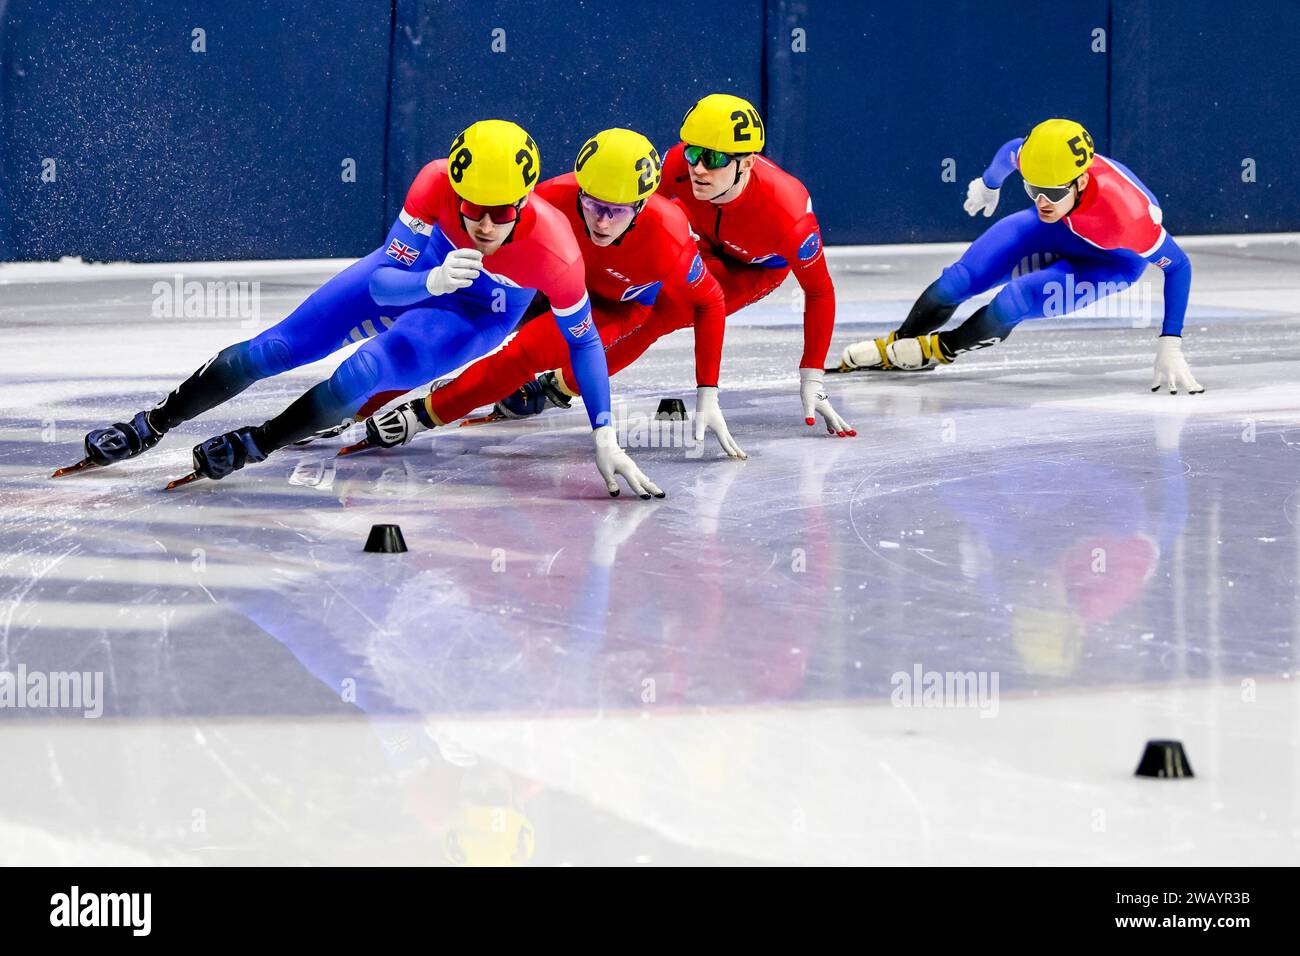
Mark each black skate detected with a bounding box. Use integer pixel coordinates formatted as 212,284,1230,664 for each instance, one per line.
494,370,572,419
53,411,162,477
166,427,267,489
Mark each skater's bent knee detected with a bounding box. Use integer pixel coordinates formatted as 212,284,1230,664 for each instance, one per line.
994,280,1034,321
330,349,383,404
246,338,295,377
934,263,974,303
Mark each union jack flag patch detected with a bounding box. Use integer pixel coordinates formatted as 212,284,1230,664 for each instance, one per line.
568,315,594,338
385,238,419,266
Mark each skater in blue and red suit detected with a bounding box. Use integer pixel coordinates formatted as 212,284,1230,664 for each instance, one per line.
65,121,662,499
839,118,1205,394
348,126,744,459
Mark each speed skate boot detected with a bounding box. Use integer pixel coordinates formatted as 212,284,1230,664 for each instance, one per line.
364,399,434,448
84,410,164,466
885,334,953,370
494,370,572,420
838,332,897,371
191,427,268,480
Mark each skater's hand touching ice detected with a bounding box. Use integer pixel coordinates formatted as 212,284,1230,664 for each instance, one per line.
963,178,1000,218
426,247,483,296
1151,336,1204,395
800,368,856,437
693,386,747,460
593,425,664,500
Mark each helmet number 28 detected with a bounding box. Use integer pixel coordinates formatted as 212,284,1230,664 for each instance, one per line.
449,147,473,183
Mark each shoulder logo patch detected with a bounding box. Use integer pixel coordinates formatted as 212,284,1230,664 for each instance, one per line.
686,253,704,284
797,231,822,261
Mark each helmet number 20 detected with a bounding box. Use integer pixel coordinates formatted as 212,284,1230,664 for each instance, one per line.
635,157,655,193
575,139,599,171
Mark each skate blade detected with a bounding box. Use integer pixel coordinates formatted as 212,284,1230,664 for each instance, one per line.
826,364,935,374
458,412,507,428
51,457,106,478
336,439,374,457
164,471,206,491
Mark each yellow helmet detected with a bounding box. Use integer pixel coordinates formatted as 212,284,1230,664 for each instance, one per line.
573,128,661,204
1018,118,1095,187
447,119,540,206
1012,604,1086,677
680,93,765,153
444,805,536,867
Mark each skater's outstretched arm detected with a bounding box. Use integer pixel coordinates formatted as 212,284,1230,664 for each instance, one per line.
781,213,854,437
1146,234,1202,393
782,211,835,373
981,137,1026,189
543,255,663,499
1146,234,1191,338
963,138,1026,218
666,250,746,459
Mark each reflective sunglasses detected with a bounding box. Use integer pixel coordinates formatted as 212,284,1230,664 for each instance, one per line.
1023,179,1076,204
683,144,742,170
578,192,641,224
459,199,522,224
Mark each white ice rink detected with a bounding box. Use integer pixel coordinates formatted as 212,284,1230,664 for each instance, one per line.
1,235,1298,865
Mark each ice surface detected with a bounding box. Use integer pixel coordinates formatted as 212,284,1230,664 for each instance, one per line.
1,236,1298,865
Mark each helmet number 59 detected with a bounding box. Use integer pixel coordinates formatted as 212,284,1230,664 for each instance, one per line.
1067,129,1095,168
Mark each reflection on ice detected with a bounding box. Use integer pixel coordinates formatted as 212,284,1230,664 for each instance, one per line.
1,236,1298,863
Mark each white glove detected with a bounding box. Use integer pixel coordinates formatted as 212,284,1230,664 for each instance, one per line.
1151,335,1204,395
425,247,483,296
963,177,1000,218
693,386,747,460
365,399,430,448
799,368,855,437
593,425,664,499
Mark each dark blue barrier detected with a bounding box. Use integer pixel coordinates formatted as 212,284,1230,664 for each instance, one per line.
1111,0,1297,234
0,1,1296,262
0,0,391,261
385,0,763,223
766,0,1111,244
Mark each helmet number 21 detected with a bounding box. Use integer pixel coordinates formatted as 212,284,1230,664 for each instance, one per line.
516,136,539,188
